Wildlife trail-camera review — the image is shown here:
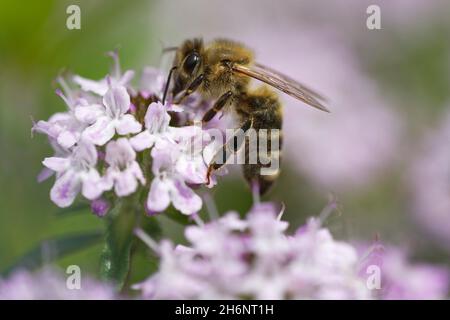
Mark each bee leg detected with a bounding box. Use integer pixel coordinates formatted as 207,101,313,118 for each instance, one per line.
162,66,178,104
173,73,205,104
206,118,252,184
242,163,279,196
202,91,233,123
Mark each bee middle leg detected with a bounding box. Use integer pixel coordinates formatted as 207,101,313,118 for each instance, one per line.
202,91,233,123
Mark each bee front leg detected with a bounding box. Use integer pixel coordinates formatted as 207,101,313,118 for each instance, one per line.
173,74,205,104
202,91,233,124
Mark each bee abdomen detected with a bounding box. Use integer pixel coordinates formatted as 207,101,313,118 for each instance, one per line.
242,129,283,195
241,90,283,195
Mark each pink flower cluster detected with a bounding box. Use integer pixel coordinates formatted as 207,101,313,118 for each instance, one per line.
134,203,449,300
33,53,218,215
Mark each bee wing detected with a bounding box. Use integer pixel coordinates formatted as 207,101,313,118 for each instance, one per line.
254,63,328,102
232,63,330,112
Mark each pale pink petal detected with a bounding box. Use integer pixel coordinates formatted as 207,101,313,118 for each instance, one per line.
47,112,74,123
42,157,70,172
37,167,54,183
129,131,155,151
101,171,115,192
119,70,135,87
114,169,138,197
75,142,98,167
105,138,135,167
170,178,202,215
151,146,175,176
103,86,131,116
116,114,142,135
81,169,104,200
176,157,207,184
32,120,53,136
129,162,146,185
83,116,115,146
144,102,170,131
140,67,165,95
147,178,171,212
104,157,145,198
74,104,105,124
57,131,77,149
73,75,108,96
50,170,81,208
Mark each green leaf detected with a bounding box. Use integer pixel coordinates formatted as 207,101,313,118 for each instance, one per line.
100,201,137,290
141,216,162,240
124,217,162,294
164,208,192,226
2,231,102,276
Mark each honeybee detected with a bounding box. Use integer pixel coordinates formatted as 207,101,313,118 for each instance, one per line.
164,38,329,195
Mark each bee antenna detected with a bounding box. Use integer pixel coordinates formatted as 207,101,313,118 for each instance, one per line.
162,66,178,105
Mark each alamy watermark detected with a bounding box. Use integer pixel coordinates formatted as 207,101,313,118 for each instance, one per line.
366,4,381,30
366,265,382,290
66,265,81,290
66,5,81,30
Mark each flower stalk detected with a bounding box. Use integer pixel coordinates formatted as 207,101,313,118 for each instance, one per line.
100,192,143,290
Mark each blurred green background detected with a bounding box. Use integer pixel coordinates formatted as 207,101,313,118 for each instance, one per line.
0,0,162,281
0,0,449,286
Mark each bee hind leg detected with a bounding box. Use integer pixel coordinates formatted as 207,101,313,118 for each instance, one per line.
206,118,252,184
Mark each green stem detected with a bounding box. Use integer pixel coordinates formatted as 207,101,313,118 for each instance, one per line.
99,195,140,291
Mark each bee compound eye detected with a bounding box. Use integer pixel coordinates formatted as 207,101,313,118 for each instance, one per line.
183,52,200,74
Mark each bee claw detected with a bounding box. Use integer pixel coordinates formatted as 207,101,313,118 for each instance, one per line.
206,166,214,186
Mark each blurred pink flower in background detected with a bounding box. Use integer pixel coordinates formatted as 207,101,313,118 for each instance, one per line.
408,109,450,251
0,268,115,300
359,242,449,299
245,29,402,191
380,250,449,300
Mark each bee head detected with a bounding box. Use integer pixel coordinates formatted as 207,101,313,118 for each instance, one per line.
172,38,204,96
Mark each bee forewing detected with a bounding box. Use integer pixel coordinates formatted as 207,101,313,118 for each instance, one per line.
232,64,330,113
254,63,328,102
